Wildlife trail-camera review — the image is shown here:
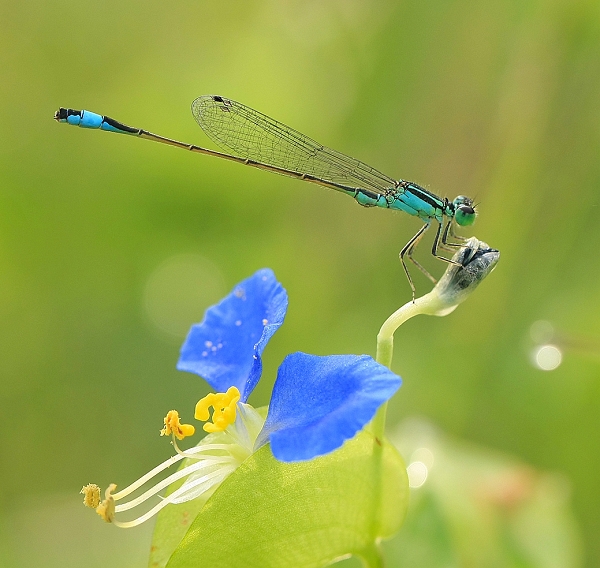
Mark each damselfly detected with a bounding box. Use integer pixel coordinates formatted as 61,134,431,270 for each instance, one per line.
55,95,477,298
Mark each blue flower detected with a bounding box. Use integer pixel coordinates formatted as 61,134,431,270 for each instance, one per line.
177,268,401,462
83,269,401,527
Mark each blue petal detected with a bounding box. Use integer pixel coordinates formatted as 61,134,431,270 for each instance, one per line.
177,269,288,401
257,352,401,462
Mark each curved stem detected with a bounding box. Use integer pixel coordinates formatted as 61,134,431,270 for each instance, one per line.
359,542,384,568
378,292,452,351
372,292,450,441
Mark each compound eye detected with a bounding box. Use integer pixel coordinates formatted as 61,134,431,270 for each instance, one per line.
452,195,471,208
455,204,476,226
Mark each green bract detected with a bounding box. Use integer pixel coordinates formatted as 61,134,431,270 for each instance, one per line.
149,429,408,568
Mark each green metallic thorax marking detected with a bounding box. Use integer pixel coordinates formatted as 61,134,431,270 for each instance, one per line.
347,181,451,225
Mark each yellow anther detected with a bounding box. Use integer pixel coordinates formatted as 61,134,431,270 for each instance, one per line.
96,483,117,523
160,410,196,440
195,386,241,433
81,484,101,509
195,393,217,422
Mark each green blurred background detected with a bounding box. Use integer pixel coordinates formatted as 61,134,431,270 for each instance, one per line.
1,0,599,566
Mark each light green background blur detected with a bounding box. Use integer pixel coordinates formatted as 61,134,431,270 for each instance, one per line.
1,0,599,566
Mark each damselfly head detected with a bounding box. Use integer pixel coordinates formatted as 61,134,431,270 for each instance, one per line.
452,195,477,227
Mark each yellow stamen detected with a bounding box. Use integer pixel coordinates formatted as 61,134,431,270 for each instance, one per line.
96,483,117,523
195,386,241,433
81,483,101,509
160,410,195,440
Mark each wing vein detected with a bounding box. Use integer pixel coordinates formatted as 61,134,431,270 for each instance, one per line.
191,95,397,194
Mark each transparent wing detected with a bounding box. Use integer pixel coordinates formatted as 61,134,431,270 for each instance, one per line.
191,95,397,193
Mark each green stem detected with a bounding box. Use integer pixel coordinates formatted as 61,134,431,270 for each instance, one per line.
370,402,388,442
378,292,450,351
372,293,446,440
359,541,384,568
369,295,442,551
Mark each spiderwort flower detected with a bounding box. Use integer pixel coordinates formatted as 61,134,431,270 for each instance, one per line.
82,269,401,527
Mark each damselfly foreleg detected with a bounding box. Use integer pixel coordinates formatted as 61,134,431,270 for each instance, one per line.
439,219,463,251
432,222,463,267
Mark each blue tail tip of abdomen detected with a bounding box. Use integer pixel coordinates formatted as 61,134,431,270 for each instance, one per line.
54,107,89,126
54,107,105,128
54,107,138,134
54,107,72,122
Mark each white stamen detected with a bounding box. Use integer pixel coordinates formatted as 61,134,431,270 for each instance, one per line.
111,444,234,500
111,467,235,528
114,456,236,512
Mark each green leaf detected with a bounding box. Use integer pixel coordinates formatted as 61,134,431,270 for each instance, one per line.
165,430,408,568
